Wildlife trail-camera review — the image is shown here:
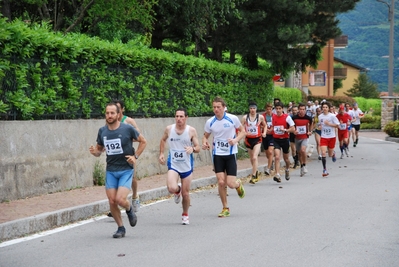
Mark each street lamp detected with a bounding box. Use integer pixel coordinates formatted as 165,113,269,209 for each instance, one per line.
377,0,395,96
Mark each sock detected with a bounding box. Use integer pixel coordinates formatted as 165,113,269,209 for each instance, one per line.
175,185,181,194
340,146,343,153
322,157,326,169
182,213,188,216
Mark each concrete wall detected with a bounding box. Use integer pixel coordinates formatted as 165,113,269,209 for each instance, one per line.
0,117,213,201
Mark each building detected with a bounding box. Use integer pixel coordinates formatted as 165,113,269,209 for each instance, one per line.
274,36,366,97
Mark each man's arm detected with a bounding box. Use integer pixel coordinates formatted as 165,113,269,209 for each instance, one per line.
89,144,104,157
202,132,211,150
189,126,200,154
125,117,141,133
133,134,147,160
159,125,170,164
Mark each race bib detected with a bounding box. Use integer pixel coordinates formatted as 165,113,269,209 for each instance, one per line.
322,128,333,137
297,126,306,135
104,138,123,155
339,123,347,130
215,139,230,153
171,149,187,163
247,125,258,135
274,125,284,135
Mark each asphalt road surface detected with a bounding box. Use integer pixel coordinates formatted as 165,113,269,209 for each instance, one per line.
1,136,398,267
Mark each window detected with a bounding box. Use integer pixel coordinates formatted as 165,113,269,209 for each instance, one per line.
309,71,326,86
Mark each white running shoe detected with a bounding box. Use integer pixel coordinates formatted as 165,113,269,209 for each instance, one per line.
345,147,349,157
303,166,308,174
340,153,344,159
132,197,140,212
300,166,304,177
264,167,270,176
174,192,181,204
182,215,189,225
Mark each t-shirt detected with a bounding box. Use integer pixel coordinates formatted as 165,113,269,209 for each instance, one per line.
292,114,313,139
204,112,241,155
336,113,352,131
318,113,339,138
349,108,363,125
96,123,140,171
272,113,295,139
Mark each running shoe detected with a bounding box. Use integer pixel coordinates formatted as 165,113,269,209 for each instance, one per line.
107,212,113,217
300,167,304,177
353,143,356,147
132,197,140,212
318,155,322,160
236,179,245,198
218,208,230,217
126,206,137,227
322,169,329,177
273,174,282,183
345,147,349,157
182,215,189,225
340,153,344,159
285,169,290,181
303,166,308,174
113,226,126,238
174,192,181,204
332,152,336,162
249,175,256,184
264,167,270,176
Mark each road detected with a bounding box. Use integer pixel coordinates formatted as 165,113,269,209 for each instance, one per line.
1,136,399,267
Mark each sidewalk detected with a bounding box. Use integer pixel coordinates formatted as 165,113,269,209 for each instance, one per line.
0,131,389,241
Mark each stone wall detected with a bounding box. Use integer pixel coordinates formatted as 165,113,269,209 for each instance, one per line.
381,96,399,129
0,117,214,201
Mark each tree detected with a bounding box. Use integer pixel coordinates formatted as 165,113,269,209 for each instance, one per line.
0,0,156,37
345,73,380,98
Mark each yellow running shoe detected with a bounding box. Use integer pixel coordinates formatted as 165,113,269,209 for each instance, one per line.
236,179,245,198
218,208,230,217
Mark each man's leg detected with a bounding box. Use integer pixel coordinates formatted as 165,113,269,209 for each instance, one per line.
181,174,192,215
166,170,182,205
283,152,291,180
273,148,282,182
216,172,229,216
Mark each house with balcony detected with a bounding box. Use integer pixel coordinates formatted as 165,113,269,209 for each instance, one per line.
274,36,366,97
333,57,367,96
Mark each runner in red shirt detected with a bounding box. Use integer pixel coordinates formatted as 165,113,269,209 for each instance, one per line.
292,103,313,177
272,102,295,182
336,105,352,159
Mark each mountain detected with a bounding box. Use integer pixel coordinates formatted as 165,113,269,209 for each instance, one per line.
336,0,399,92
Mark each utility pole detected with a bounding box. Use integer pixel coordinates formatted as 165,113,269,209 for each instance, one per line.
377,0,395,96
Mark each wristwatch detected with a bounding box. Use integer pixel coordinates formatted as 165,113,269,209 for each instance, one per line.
134,155,139,159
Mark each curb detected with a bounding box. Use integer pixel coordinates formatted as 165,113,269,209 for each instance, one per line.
0,165,268,241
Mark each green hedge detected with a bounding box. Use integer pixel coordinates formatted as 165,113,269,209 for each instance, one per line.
353,97,381,116
360,115,381,129
273,87,303,106
384,120,399,137
0,19,274,119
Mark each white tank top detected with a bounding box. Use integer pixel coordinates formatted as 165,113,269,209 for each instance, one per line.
167,124,193,173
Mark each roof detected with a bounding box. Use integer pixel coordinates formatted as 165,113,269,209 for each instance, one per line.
334,57,367,72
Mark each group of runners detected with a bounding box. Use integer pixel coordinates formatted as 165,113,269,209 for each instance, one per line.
89,96,363,238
